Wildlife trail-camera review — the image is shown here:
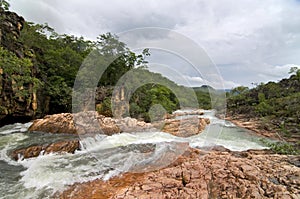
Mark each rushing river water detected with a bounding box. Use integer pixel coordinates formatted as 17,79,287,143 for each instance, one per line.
0,110,269,199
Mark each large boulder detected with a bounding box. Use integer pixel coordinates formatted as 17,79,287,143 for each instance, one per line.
11,139,80,160
29,111,121,135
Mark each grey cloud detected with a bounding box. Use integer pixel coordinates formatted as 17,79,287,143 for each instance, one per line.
9,0,300,88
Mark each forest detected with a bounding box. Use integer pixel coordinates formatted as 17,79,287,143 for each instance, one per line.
227,68,300,143
0,3,212,124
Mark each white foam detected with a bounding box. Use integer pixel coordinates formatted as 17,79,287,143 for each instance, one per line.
80,131,187,153
0,122,32,135
0,133,29,165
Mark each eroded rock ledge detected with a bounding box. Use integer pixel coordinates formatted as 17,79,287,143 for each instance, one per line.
60,147,300,199
28,111,209,137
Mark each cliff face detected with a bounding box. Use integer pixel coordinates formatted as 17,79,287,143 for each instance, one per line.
0,7,24,54
0,8,37,125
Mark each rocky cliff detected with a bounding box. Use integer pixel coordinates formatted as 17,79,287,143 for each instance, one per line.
0,8,37,125
0,7,24,54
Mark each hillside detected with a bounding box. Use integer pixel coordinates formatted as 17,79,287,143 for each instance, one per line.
227,70,300,142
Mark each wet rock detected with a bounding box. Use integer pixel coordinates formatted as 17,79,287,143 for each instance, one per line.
11,139,80,160
60,148,300,199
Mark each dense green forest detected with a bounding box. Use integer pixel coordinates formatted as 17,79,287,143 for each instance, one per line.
0,4,212,124
227,68,300,141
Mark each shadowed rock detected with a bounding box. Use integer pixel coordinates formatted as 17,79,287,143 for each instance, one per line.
11,139,80,160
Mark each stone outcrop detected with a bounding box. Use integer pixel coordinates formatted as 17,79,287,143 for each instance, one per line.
162,116,210,137
164,109,204,119
29,113,77,134
0,8,38,125
0,7,24,53
29,111,209,137
115,117,155,133
11,139,80,160
29,111,121,135
173,109,204,117
60,148,300,199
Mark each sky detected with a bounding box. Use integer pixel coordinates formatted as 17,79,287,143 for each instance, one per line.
9,0,300,89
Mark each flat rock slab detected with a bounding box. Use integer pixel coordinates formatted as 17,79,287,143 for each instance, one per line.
60,148,300,199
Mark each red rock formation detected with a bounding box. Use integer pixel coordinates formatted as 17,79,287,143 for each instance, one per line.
60,148,300,199
29,111,209,137
29,111,121,135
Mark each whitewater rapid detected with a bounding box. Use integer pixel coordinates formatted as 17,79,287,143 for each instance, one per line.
0,110,268,199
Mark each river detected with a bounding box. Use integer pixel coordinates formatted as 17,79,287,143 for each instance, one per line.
0,110,268,199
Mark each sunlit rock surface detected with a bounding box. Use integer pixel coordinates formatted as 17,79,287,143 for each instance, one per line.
60,147,300,199
29,111,209,137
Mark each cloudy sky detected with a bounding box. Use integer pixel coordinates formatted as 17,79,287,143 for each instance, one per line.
9,0,300,89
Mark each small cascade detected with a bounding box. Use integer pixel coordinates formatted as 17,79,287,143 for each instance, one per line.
0,110,269,198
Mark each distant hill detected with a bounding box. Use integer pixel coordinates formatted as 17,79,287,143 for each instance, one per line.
193,85,215,92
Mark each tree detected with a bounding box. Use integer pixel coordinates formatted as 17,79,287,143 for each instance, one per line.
97,33,149,86
0,0,10,11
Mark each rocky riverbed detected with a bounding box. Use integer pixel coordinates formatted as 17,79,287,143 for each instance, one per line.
60,147,300,199
11,110,209,160
4,110,299,198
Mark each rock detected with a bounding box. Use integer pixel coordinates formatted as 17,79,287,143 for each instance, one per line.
11,139,80,160
115,117,154,133
172,109,204,117
162,116,210,137
0,8,39,125
29,113,77,134
29,111,121,135
29,111,209,137
60,148,300,199
0,7,24,53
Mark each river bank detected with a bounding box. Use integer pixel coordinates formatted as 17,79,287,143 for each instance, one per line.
224,113,299,143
